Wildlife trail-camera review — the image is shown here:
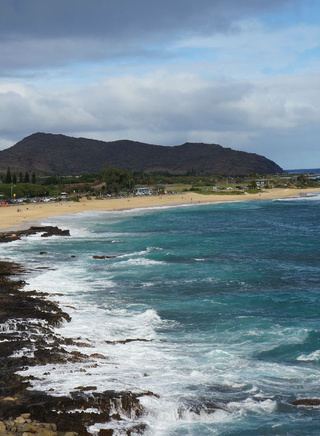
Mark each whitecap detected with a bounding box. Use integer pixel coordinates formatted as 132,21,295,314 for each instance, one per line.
297,350,320,361
116,258,166,266
227,397,277,414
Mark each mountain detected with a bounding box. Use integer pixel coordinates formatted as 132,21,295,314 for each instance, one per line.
0,132,283,175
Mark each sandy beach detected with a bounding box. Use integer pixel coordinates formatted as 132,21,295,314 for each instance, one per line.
1,188,319,232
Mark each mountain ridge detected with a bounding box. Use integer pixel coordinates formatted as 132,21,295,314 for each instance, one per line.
0,132,283,175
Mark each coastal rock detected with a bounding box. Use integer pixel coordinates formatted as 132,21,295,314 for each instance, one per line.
97,424,147,435
37,227,70,238
292,399,320,407
98,430,114,436
93,255,117,259
105,338,152,345
0,226,70,243
0,414,75,435
74,386,97,391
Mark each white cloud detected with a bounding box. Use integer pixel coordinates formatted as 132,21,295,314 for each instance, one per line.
1,70,319,168
0,0,318,168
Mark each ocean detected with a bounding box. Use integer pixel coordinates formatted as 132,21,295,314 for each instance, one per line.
1,194,320,435
285,168,320,174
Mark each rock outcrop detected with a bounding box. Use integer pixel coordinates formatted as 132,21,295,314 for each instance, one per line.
0,226,70,243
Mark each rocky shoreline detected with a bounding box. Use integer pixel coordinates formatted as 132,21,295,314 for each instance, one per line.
0,227,152,435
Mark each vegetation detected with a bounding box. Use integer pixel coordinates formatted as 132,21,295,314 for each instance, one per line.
0,167,319,201
0,183,48,199
99,167,134,194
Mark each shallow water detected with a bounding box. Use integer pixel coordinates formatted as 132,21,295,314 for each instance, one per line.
2,195,320,435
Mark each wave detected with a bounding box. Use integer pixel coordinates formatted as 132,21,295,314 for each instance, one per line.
297,350,320,361
116,258,166,267
273,193,320,202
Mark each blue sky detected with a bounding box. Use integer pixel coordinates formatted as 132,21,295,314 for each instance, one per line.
0,0,319,169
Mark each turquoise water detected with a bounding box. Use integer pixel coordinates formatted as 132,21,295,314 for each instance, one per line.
2,195,320,435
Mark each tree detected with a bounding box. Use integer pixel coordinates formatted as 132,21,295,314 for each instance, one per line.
24,171,30,183
4,167,11,184
31,172,36,184
99,167,133,194
12,173,17,184
297,174,308,187
248,180,257,190
19,171,23,183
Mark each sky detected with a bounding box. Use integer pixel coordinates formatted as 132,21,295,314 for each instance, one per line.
0,0,319,170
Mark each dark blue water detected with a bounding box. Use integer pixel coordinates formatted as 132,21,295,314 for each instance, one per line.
285,168,320,174
2,195,320,435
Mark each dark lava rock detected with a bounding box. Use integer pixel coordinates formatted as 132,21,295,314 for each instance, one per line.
0,226,70,243
292,399,320,407
93,255,117,259
98,430,114,436
0,390,153,435
98,423,148,435
105,338,152,345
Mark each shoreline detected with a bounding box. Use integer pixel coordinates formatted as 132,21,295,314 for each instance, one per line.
1,188,319,232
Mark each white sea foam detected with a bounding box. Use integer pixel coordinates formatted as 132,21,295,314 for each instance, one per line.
0,318,48,333
207,349,234,358
11,347,34,358
68,408,102,414
273,193,320,202
116,258,166,267
227,398,277,414
297,350,320,361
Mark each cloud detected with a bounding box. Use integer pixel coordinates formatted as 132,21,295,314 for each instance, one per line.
0,0,301,73
0,0,318,169
0,0,297,38
1,69,319,166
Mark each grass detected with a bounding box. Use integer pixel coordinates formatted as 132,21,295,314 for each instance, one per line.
164,184,192,192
